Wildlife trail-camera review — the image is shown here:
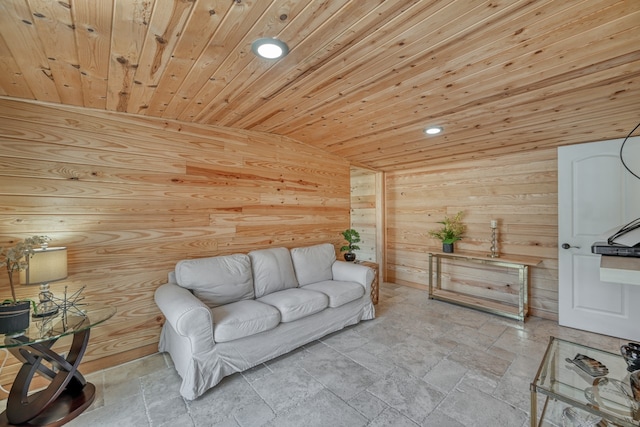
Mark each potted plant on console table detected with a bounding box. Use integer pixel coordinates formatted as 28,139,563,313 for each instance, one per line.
0,235,50,334
340,228,361,262
428,211,466,253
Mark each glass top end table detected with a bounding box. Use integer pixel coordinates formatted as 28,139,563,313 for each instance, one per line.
530,336,639,427
0,304,116,427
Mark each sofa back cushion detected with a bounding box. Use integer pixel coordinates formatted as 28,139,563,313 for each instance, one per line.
248,247,298,298
290,243,336,286
175,254,254,308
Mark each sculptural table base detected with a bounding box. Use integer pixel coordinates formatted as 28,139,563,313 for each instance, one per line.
0,328,95,426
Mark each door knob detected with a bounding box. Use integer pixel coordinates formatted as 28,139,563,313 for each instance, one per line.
561,243,581,249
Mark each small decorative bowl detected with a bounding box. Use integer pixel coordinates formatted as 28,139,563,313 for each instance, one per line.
621,343,640,372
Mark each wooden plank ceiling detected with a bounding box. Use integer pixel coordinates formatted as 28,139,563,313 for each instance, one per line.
0,0,638,171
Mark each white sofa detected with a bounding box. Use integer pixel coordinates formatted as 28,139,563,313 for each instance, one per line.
154,243,375,400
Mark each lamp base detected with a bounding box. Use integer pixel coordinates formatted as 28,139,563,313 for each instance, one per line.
34,284,59,318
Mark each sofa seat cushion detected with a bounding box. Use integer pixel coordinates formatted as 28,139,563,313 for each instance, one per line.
257,288,328,322
290,243,336,286
249,247,298,298
302,280,365,308
175,254,254,308
211,300,280,343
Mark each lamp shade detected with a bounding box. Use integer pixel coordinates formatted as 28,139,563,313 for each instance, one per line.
19,247,67,285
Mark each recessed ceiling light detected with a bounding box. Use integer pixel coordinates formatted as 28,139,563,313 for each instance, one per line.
424,126,443,135
251,38,289,59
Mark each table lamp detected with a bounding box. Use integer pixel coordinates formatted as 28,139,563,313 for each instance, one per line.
19,245,67,317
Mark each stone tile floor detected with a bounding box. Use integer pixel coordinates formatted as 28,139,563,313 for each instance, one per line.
5,282,630,426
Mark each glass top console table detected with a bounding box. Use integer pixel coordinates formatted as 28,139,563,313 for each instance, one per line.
530,336,639,427
0,304,116,426
428,251,541,321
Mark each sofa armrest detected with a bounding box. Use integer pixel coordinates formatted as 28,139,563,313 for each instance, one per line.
155,283,215,353
332,261,374,294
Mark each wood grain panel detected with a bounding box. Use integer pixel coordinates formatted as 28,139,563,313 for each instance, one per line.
166,0,276,120
71,0,112,109
253,0,532,134
350,167,377,262
385,147,559,320
108,0,154,112
191,0,314,123
0,33,34,98
126,0,195,115
145,0,233,117
0,98,350,388
311,2,637,144
0,0,59,102
0,139,185,173
27,0,84,106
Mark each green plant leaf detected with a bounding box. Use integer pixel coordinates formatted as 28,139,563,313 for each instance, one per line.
428,211,465,243
340,229,361,252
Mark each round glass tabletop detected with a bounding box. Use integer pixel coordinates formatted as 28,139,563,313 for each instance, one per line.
0,304,116,348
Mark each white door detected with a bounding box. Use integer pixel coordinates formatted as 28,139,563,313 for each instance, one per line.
558,137,640,342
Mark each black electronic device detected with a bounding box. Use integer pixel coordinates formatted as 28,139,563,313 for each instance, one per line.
591,242,640,257
591,218,640,257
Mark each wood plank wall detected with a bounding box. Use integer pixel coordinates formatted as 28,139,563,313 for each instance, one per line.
385,148,559,320
0,98,350,388
349,166,377,263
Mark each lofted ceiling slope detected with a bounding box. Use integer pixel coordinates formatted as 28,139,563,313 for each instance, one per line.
0,0,638,171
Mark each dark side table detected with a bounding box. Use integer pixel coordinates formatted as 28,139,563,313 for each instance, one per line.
0,304,116,426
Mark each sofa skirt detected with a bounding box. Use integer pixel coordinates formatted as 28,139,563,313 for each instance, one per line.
159,296,375,400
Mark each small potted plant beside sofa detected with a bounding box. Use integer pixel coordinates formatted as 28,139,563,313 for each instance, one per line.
340,229,361,262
